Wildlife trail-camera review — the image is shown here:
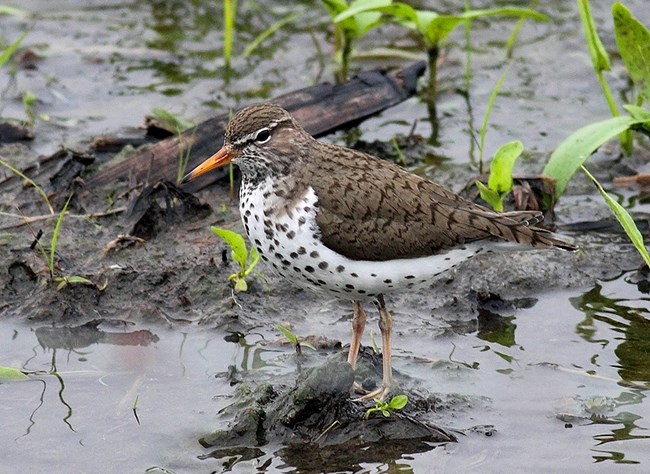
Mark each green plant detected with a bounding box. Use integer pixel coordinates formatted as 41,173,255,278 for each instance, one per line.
335,2,546,142
364,394,408,418
578,0,633,154
476,140,523,212
211,226,260,292
243,11,302,58
223,0,237,68
0,365,29,382
151,108,196,184
581,166,650,267
322,0,386,83
544,3,650,198
0,30,27,69
22,90,36,125
0,158,54,214
275,324,316,356
478,64,511,174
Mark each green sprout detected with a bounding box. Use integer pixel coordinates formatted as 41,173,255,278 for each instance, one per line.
211,227,260,292
544,3,650,198
275,324,316,357
151,107,196,185
0,30,27,69
364,394,408,419
223,0,237,69
22,90,37,125
476,140,523,212
334,2,546,142
0,158,54,214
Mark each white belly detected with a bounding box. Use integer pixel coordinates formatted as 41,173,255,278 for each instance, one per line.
240,182,485,299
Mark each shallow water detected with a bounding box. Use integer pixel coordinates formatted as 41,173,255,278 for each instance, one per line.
2,0,650,472
2,273,649,472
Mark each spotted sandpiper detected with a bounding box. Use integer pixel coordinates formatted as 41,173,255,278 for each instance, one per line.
182,103,577,399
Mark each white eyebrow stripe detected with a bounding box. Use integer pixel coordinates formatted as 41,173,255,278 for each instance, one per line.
231,117,290,146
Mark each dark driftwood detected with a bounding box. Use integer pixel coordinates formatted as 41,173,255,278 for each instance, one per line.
86,62,425,193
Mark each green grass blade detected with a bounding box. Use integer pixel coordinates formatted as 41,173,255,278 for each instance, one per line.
479,64,511,174
613,3,650,105
543,115,645,197
578,0,611,73
50,194,73,278
505,0,539,58
275,324,298,345
581,166,650,267
243,11,302,58
224,0,237,66
0,158,54,214
0,31,27,68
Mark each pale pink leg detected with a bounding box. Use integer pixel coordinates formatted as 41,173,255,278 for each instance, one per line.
347,300,367,370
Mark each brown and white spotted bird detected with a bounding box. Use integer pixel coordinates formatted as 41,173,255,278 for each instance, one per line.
182,103,577,400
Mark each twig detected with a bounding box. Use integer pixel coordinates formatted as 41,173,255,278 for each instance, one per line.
0,206,126,230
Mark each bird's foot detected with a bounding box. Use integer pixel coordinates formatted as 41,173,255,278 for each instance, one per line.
353,383,392,402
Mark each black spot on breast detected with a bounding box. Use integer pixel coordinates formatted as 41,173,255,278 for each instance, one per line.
336,265,345,273
286,231,295,239
310,250,319,258
269,244,275,252
273,238,280,246
304,206,311,212
274,253,284,260
318,261,328,270
244,224,250,234
371,273,377,277
405,275,415,279
298,216,306,225
384,279,392,284
294,267,302,273
444,257,450,261
345,284,354,289
245,209,251,217
305,265,315,273
297,247,306,255
282,259,291,266
255,215,260,222
255,239,261,246
290,252,298,259
317,279,327,285
350,273,358,278
358,290,366,294
261,255,269,262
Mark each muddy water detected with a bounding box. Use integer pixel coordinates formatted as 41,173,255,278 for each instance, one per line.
2,0,650,472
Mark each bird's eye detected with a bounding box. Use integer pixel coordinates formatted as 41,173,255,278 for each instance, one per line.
255,128,271,144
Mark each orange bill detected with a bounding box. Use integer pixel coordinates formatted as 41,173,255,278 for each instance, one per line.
180,146,235,184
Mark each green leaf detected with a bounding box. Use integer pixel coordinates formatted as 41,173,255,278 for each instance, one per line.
543,115,646,197
422,8,547,46
578,0,611,73
0,6,26,16
50,194,73,277
0,365,28,382
581,166,650,267
234,277,248,292
613,3,650,104
211,227,248,269
0,31,28,69
333,0,392,23
476,180,502,212
488,140,523,194
275,324,298,345
151,108,194,132
388,394,408,410
322,0,349,18
244,11,302,58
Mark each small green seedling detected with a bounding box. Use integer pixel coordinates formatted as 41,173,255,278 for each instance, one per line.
476,140,523,212
275,324,316,357
151,107,196,184
0,158,54,214
365,394,408,419
211,226,260,292
0,30,27,69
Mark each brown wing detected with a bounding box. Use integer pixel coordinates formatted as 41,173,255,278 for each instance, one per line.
310,145,574,261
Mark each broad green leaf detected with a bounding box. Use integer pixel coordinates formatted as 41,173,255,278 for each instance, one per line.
275,324,299,345
488,141,523,194
0,365,28,382
581,166,650,267
0,6,26,16
322,0,349,18
211,227,248,269
613,3,650,104
423,8,547,46
388,394,408,410
578,0,610,73
476,180,503,212
543,115,646,197
333,0,392,22
0,31,28,69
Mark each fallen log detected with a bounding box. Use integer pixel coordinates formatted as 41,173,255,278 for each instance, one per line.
86,62,425,193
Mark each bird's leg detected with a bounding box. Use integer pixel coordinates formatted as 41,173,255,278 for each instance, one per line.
357,294,393,401
347,300,367,369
